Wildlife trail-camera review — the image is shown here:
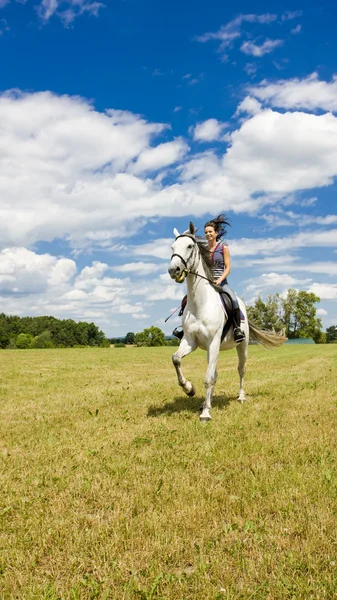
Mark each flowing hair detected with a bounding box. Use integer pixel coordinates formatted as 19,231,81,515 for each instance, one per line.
204,214,231,241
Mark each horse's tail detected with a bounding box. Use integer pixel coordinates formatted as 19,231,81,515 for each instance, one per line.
248,320,287,349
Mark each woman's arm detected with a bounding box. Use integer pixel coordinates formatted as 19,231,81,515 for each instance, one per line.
215,245,231,285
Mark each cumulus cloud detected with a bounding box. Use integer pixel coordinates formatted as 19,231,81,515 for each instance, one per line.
223,109,337,193
249,72,337,112
130,139,189,174
192,119,227,142
3,88,337,256
308,283,337,300
236,96,262,115
0,249,167,332
0,247,76,294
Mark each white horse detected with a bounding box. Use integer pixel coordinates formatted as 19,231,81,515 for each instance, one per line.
168,222,286,422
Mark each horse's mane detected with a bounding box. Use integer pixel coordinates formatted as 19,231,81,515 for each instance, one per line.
195,236,214,280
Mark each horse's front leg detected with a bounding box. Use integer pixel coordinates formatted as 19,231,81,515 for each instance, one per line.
200,335,221,422
172,337,197,397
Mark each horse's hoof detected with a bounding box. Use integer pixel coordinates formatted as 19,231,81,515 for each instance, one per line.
237,396,246,403
200,411,211,422
186,384,196,397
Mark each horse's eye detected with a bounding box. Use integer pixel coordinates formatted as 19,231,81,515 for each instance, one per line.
187,244,193,249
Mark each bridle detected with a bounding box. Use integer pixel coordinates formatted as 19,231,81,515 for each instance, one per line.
170,234,218,287
170,233,196,274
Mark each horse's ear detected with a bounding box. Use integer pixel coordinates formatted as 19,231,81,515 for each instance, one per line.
173,227,180,238
189,221,195,235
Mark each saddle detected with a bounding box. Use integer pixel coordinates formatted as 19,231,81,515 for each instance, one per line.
179,291,244,343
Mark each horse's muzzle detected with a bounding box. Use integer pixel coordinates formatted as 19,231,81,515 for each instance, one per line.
168,263,186,283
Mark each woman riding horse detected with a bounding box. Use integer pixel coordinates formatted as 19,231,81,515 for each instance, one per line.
173,214,245,344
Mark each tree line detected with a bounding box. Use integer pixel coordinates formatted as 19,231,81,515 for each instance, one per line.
2,288,336,349
113,289,337,346
0,313,109,349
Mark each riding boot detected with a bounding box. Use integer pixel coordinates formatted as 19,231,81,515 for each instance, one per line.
172,327,184,340
233,308,245,343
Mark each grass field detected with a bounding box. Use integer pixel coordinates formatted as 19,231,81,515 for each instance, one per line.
0,345,337,600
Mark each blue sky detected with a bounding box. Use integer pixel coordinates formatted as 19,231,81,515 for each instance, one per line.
0,0,337,336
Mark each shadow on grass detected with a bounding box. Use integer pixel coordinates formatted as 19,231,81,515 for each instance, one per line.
147,393,238,417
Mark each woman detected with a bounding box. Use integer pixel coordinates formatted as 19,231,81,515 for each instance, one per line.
173,214,245,343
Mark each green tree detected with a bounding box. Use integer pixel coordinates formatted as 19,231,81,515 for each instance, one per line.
124,332,135,345
0,313,11,348
247,293,283,332
246,296,265,329
16,333,34,349
284,290,322,339
32,330,55,348
281,288,298,336
326,325,337,344
135,326,166,347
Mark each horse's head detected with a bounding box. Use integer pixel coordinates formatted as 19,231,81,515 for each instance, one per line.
168,222,198,284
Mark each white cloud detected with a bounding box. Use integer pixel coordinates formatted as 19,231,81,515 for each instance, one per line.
230,229,337,258
245,272,311,292
3,86,337,259
131,139,189,174
113,262,164,275
0,247,76,294
0,249,162,332
308,283,337,300
37,0,104,24
250,73,337,112
301,197,317,207
317,308,328,316
281,10,302,21
260,209,337,229
291,24,301,34
130,239,173,260
236,96,262,115
241,39,284,57
196,13,277,46
192,119,227,142
223,109,337,194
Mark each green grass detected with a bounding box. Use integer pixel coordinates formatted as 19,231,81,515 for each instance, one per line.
0,345,337,599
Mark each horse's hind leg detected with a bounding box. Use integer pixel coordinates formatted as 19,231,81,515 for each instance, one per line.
236,341,247,402
172,337,197,397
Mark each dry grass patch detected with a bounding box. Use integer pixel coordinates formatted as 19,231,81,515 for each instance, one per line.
0,345,337,599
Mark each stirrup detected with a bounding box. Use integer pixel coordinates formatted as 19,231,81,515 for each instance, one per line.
172,327,184,340
234,327,245,343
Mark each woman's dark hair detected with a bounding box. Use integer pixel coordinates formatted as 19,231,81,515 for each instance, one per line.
204,214,231,240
